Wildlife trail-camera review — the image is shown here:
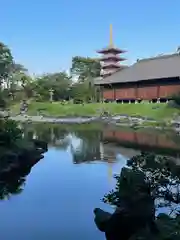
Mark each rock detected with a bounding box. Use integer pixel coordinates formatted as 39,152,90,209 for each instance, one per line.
94,208,111,232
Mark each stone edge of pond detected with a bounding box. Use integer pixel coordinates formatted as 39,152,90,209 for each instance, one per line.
5,114,180,132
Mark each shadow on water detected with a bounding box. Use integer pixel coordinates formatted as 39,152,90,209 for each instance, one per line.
1,122,180,239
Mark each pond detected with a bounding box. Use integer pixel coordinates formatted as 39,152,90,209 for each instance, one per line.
1,123,180,240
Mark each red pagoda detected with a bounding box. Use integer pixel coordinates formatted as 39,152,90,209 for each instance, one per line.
97,24,126,78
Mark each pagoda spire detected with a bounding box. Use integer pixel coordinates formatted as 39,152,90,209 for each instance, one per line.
97,25,127,78
109,24,113,47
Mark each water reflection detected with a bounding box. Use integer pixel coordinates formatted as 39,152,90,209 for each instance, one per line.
1,123,180,239
20,122,180,187
19,123,180,190
21,123,180,159
0,158,40,200
103,127,180,157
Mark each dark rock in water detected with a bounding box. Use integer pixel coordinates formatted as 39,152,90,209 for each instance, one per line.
94,167,158,240
94,208,111,232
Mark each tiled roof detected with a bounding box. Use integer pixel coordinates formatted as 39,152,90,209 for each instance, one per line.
95,53,180,85
97,46,126,54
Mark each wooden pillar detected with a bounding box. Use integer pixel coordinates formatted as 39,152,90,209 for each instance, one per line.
135,83,138,100
114,88,116,101
100,86,104,102
157,85,160,102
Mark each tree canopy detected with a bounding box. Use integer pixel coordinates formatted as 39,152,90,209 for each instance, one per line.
102,152,180,239
0,41,102,105
70,56,101,82
0,42,13,85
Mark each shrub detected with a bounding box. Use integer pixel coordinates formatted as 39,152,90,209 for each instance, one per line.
0,119,22,146
172,93,180,106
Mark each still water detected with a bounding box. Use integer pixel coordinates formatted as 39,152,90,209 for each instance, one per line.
1,123,180,240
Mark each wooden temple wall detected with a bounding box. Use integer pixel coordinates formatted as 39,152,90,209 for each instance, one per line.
137,86,158,99
103,130,179,150
116,88,136,99
103,89,114,99
102,84,180,100
159,84,180,98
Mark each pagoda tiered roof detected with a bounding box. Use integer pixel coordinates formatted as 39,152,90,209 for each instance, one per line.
97,46,126,54
96,24,127,78
101,62,122,69
100,54,126,61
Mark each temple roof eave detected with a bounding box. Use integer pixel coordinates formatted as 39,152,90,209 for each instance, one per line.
102,65,122,69
101,63,126,68
97,47,126,54
96,53,180,85
100,57,126,61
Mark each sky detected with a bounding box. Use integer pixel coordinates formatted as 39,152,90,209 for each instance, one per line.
1,0,180,75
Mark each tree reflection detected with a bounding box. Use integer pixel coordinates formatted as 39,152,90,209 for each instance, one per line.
21,123,106,162
71,130,102,163
0,176,25,200
0,162,37,200
21,123,70,149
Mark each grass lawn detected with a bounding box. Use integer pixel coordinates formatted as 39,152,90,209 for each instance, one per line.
10,102,180,120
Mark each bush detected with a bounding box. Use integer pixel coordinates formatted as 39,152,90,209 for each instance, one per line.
172,93,180,106
0,119,22,146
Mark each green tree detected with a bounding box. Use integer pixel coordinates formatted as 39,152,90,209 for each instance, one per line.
20,73,34,99
34,72,72,101
5,62,30,101
70,56,101,102
102,152,180,239
11,63,27,74
0,42,13,86
70,81,93,102
104,152,180,213
71,56,101,81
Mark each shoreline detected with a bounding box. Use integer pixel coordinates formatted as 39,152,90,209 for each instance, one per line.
9,115,100,124
5,114,180,133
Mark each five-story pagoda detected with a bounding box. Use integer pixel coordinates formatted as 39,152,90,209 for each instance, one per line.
97,24,126,78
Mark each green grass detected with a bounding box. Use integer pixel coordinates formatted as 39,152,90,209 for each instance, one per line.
10,102,180,120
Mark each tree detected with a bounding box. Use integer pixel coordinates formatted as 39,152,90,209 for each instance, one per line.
70,56,101,102
71,56,101,82
0,42,13,86
3,61,31,101
104,152,180,214
70,81,94,102
102,152,180,239
11,63,27,74
20,73,34,99
34,72,72,101
71,56,101,87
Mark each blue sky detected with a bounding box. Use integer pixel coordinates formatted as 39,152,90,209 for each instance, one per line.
1,0,180,74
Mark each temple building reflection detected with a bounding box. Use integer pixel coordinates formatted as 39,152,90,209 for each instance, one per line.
21,123,180,167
